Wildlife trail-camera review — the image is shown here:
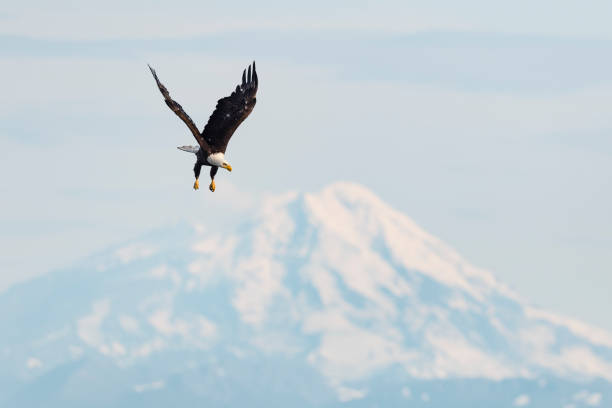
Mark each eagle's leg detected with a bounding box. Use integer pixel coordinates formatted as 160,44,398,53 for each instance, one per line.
193,163,202,190
209,166,218,192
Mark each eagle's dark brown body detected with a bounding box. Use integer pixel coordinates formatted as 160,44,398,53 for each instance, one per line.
149,62,259,191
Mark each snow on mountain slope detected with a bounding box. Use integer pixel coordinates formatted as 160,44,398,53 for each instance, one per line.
1,182,611,407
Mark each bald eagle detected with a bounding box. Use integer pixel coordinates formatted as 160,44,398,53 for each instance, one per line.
148,62,258,192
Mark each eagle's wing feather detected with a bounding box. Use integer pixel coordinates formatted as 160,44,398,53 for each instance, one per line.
202,62,258,153
148,65,210,152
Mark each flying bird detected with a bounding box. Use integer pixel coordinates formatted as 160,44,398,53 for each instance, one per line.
148,62,258,192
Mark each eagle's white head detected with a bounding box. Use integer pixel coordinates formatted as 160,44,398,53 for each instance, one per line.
207,152,232,172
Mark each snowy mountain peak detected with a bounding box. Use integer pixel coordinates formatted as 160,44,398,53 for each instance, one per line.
1,183,612,407
260,182,515,303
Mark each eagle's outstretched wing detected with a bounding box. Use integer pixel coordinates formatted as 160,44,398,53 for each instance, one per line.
202,62,258,153
148,65,210,152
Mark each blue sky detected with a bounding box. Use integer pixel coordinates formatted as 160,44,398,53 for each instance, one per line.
1,0,611,330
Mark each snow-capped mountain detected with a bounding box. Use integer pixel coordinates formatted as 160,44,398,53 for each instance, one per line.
1,183,610,407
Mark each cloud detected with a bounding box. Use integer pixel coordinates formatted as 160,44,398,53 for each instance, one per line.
0,4,472,41
3,1,612,41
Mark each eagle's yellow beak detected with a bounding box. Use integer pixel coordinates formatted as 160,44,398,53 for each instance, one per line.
223,163,232,172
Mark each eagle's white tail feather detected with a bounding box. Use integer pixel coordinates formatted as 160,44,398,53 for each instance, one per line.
177,145,200,154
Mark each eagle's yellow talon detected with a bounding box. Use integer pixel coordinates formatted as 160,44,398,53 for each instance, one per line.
209,180,216,192
193,179,199,190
